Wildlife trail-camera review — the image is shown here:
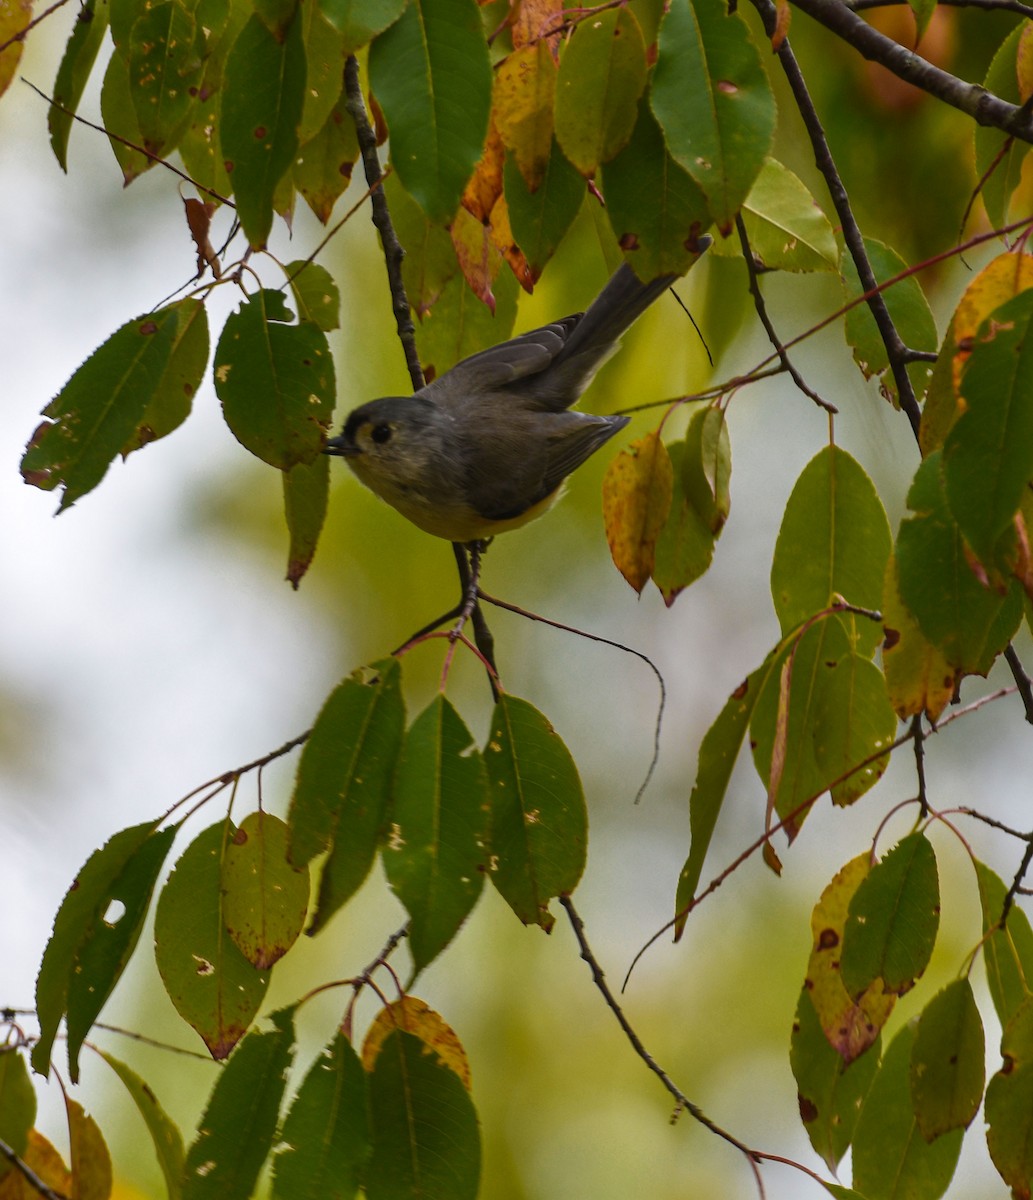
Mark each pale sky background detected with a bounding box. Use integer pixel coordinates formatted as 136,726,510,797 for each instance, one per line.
4,20,1033,1197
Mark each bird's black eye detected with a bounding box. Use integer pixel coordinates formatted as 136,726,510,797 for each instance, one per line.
371,423,392,445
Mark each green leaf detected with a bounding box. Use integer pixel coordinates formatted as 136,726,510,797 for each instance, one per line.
812,651,896,807
366,1030,480,1200
682,404,731,534
943,289,1033,568
601,102,710,281
121,298,209,455
652,438,717,607
840,832,940,998
48,0,111,170
126,0,204,158
852,1024,963,1200
294,95,360,225
21,303,199,510
975,861,1033,1027
553,6,647,177
842,237,937,395
283,455,330,588
220,11,306,248
368,0,492,223
910,978,985,1141
896,451,1023,675
31,820,175,1082
382,172,459,317
319,0,404,54
288,659,405,933
790,987,878,1171
98,1050,186,1200
383,696,490,975
675,657,771,934
272,1032,371,1200
881,553,956,724
183,1008,295,1200
650,0,775,233
483,695,587,932
503,143,584,283
285,263,342,332
222,812,310,970
297,0,345,139
99,42,154,183
707,157,839,272
0,1048,36,1170
154,822,270,1059
415,268,519,380
214,289,336,469
974,27,1028,231
986,996,1033,1198
771,446,892,658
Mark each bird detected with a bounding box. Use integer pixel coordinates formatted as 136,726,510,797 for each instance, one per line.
324,254,707,544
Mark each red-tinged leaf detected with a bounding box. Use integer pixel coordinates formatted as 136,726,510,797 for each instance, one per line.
0,1049,35,1165
852,1024,963,1200
461,118,504,225
881,555,956,723
272,1032,371,1200
771,446,891,658
222,812,310,970
362,998,471,1088
368,0,492,222
48,0,111,170
791,987,879,1171
283,455,330,588
451,206,503,314
503,141,584,283
31,820,175,1082
674,658,773,937
804,854,896,1065
20,304,200,510
65,1098,113,1200
483,695,587,931
494,42,556,192
602,432,674,594
98,1051,185,1198
554,6,647,177
486,193,534,293
365,1031,480,1200
288,659,405,934
975,861,1033,1027
1,1130,71,1196
650,0,775,233
1018,22,1033,100
910,978,985,1141
220,11,306,248
214,289,336,469
183,1009,295,1200
840,832,940,998
154,822,270,1060
382,697,490,975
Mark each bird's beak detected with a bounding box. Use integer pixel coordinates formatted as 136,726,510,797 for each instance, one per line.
324,434,359,457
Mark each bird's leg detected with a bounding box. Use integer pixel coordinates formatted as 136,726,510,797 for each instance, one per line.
450,541,499,700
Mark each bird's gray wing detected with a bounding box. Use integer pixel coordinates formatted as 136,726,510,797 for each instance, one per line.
419,315,581,406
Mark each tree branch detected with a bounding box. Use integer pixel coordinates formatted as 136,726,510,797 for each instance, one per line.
790,0,1033,142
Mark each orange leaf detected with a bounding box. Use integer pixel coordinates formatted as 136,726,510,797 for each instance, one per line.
512,0,564,51
462,117,504,224
362,997,472,1088
451,206,501,311
488,192,534,292
602,432,673,594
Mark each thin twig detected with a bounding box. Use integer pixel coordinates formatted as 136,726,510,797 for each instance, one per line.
734,213,836,414
559,897,767,1198
750,0,923,436
0,1136,68,1200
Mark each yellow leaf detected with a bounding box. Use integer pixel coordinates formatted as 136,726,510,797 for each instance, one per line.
951,251,1033,397
805,854,895,1065
602,432,673,594
362,997,472,1088
494,42,557,192
0,1130,72,1199
0,0,30,99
